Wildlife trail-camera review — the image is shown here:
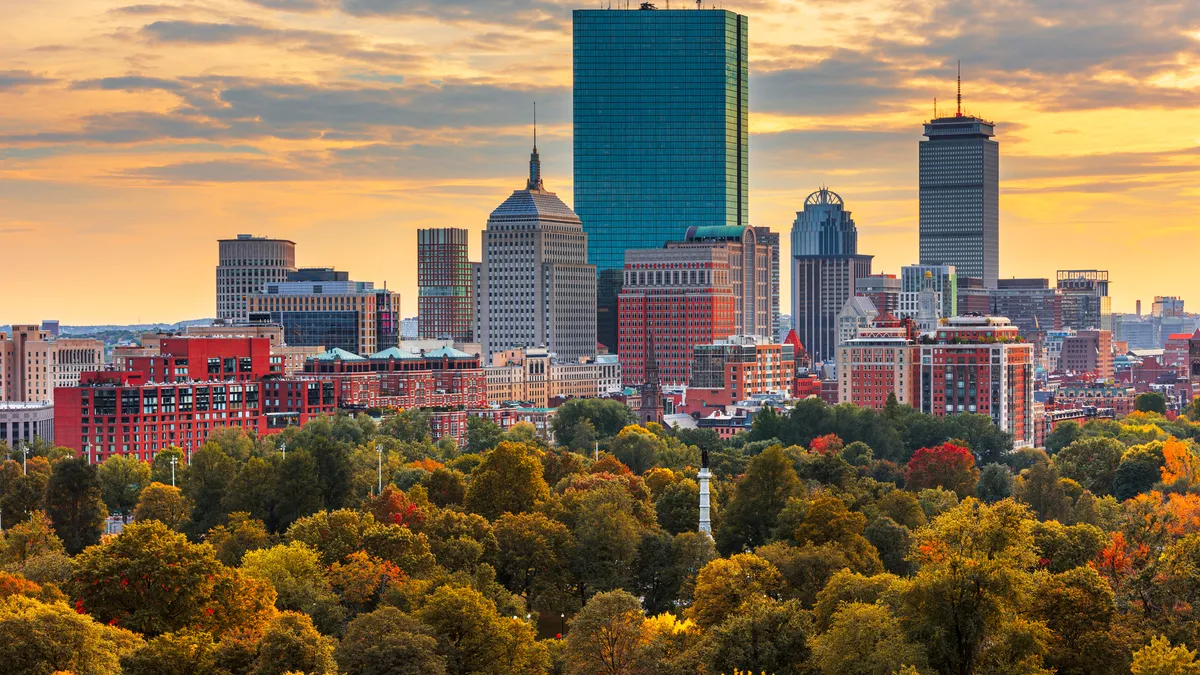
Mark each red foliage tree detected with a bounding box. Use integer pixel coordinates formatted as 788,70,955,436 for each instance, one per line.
364,485,425,529
809,434,845,456
905,443,980,498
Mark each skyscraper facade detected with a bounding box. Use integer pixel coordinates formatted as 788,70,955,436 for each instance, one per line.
919,96,999,288
752,227,781,340
478,147,597,363
573,7,748,352
217,235,297,322
899,264,957,320
790,188,873,364
246,277,399,356
417,228,474,343
1057,270,1112,331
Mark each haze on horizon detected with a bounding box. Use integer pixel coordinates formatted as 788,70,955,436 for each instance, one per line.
1,0,1198,324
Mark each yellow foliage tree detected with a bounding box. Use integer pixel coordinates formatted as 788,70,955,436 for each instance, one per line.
1161,437,1199,485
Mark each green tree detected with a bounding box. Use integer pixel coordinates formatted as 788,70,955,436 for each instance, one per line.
689,553,783,628
655,479,700,535
568,418,599,455
705,595,812,675
610,425,665,475
876,490,927,530
756,541,855,608
379,409,431,443
1114,453,1163,501
1136,393,1169,415
563,590,646,675
749,404,783,442
1014,460,1071,521
0,510,65,568
0,594,143,675
423,467,468,508
491,512,573,612
1030,566,1122,675
416,585,546,675
464,442,550,520
1045,421,1083,455
715,445,802,554
564,483,645,603
120,629,219,675
865,517,913,576
181,443,239,535
133,482,193,530
0,457,50,519
465,416,505,455
336,607,446,675
207,512,273,566
149,446,187,486
97,453,152,521
812,569,902,632
44,457,107,554
252,611,338,675
812,602,928,675
1055,436,1125,497
976,463,1014,504
1031,520,1105,573
551,399,637,447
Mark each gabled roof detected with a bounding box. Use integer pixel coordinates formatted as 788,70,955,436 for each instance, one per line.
370,347,421,360
424,346,474,359
314,347,365,361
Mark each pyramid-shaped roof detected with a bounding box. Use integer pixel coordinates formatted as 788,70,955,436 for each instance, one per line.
314,347,364,361
424,346,474,359
370,347,421,360
489,189,582,225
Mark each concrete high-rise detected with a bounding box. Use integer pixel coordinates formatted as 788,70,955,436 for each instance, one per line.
417,228,474,343
919,73,999,288
217,235,297,322
478,145,596,363
247,275,400,356
573,7,748,352
0,326,103,404
1057,270,1111,330
790,188,873,364
752,227,781,341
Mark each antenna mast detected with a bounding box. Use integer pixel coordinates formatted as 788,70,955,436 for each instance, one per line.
956,60,962,117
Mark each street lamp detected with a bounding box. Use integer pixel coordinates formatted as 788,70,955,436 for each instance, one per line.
560,612,565,638
170,456,178,487
377,444,383,495
280,441,286,460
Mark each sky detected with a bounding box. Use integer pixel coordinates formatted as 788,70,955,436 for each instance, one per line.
1,0,1198,325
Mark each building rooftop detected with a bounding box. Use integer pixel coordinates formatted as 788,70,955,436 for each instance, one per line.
314,347,365,361
489,189,581,225
684,225,747,242
370,347,422,360
424,346,475,359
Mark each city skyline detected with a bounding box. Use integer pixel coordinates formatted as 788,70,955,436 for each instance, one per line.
3,0,1199,323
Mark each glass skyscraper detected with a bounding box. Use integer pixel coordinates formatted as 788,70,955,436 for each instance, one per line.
919,112,999,288
573,7,748,352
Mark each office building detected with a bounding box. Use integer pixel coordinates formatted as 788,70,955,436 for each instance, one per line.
478,145,597,362
790,188,873,363
40,320,60,338
483,348,620,409
1,326,104,404
990,278,1062,345
574,7,748,351
678,226,772,339
54,338,337,462
246,275,400,356
417,228,474,343
919,316,1035,447
618,245,737,386
1059,329,1114,379
1057,270,1111,330
899,264,957,320
918,79,999,288
216,234,297,322
1153,296,1185,318
856,274,900,315
837,316,920,409
678,337,796,416
0,401,54,447
753,227,781,340
957,276,992,315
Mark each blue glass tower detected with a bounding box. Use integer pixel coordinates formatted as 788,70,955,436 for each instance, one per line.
573,7,748,352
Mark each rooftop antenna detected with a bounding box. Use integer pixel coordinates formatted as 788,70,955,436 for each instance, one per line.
956,60,962,117
934,97,937,119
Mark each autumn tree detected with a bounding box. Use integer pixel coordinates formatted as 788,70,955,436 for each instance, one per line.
0,595,143,674
704,595,812,675
132,482,193,530
905,443,980,498
1131,636,1200,675
689,553,783,628
181,443,239,535
252,611,338,675
491,512,573,612
715,445,802,554
811,602,928,675
654,479,700,535
44,457,107,554
564,590,647,675
610,425,665,475
241,541,336,614
335,607,446,675
0,510,65,568
97,453,152,522
0,457,50,519
1030,566,1123,675
149,446,186,486
416,585,547,675
207,512,273,566
464,442,550,520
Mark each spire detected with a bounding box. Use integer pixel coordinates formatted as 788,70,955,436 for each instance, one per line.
527,102,543,190
956,60,962,117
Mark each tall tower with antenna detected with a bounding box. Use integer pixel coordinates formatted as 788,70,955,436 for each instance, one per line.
918,61,1000,289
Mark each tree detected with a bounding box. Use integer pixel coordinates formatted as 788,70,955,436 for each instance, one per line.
0,457,49,519
252,611,337,675
689,553,783,628
0,595,143,675
120,629,219,675
715,445,802,554
465,416,504,455
71,520,273,637
149,446,186,486
1114,454,1164,501
181,443,239,535
812,569,902,632
1131,636,1200,675
44,457,107,554
207,512,273,566
704,595,812,675
906,443,980,498
610,425,665,475
748,404,783,442
1136,393,1169,415
655,479,700,535
811,602,928,675
1055,436,1125,496
133,482,193,530
97,453,152,521
756,541,855,608
1045,421,1083,455
464,442,550,520
1030,566,1122,675
864,517,912,576
552,399,638,447
0,510,65,568
416,585,546,675
976,463,1014,504
564,590,647,675
564,483,644,603
491,512,573,612
568,419,600,455
241,542,334,613
875,490,927,530
336,607,446,675
424,467,468,508
1014,460,1071,522
379,409,431,443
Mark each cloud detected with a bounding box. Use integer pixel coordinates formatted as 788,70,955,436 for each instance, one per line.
242,0,573,28
0,70,55,91
71,76,184,92
119,159,316,182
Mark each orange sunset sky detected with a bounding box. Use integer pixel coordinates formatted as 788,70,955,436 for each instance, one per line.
1,0,1198,325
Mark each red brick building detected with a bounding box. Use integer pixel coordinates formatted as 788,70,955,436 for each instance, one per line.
618,246,738,386
302,346,486,410
1165,333,1194,375
677,338,795,416
1051,384,1136,417
836,318,919,411
55,338,337,463
918,316,1035,447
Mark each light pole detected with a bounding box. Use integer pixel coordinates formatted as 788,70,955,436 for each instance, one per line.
170,456,177,487
20,443,28,476
377,445,383,495
281,441,286,460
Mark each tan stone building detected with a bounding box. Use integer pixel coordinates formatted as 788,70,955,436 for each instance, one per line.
0,326,104,403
